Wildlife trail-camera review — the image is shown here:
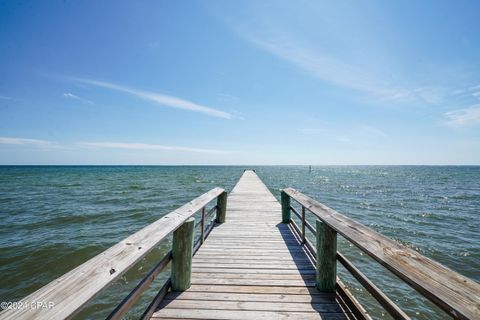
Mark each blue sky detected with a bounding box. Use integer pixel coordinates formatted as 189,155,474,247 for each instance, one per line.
1,0,480,165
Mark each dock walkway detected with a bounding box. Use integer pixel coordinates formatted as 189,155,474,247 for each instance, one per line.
151,170,356,320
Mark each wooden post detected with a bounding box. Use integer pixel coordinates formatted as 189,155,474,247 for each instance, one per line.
281,190,291,223
301,206,306,244
171,217,195,291
200,207,205,244
316,219,337,292
216,191,227,223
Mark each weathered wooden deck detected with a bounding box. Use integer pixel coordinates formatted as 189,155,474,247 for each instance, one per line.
151,170,358,320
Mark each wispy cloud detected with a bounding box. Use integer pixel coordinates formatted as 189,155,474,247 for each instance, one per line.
452,84,480,101
243,32,447,105
0,137,52,145
443,105,480,128
78,141,230,154
469,85,480,101
63,93,79,99
226,9,446,106
63,92,94,105
245,32,379,95
0,137,229,153
67,77,232,119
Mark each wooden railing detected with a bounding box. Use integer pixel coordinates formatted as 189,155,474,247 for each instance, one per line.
0,188,227,320
282,188,480,320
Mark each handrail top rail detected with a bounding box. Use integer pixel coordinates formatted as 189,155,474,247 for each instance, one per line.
283,187,480,320
0,187,225,320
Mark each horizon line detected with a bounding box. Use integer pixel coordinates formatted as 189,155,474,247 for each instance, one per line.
0,164,479,167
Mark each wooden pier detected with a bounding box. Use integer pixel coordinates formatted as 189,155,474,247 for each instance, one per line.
150,170,360,320
1,170,479,320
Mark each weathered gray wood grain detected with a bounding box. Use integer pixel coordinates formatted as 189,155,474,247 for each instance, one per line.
171,218,195,291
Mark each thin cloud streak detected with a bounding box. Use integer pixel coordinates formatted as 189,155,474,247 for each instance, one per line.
0,137,52,145
78,141,231,154
248,33,443,104
452,85,480,101
232,20,444,105
69,77,232,119
245,33,378,94
443,105,480,128
63,92,80,99
63,92,94,105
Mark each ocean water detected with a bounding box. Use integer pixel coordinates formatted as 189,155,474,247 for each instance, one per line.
0,166,478,319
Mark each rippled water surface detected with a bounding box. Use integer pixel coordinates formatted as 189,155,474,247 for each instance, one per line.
0,166,479,319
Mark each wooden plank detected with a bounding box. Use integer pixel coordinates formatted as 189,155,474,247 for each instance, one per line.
197,249,310,254
199,245,305,250
202,241,302,245
284,187,480,319
0,188,224,320
194,252,310,259
186,284,326,295
165,291,337,303
192,258,312,264
151,308,349,320
202,242,302,246
203,238,300,243
199,245,310,251
193,257,307,263
190,263,314,270
206,234,297,238
192,268,316,275
191,272,315,280
157,299,345,313
193,254,310,260
190,278,316,286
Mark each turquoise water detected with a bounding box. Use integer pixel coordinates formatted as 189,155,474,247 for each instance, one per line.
0,166,479,319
